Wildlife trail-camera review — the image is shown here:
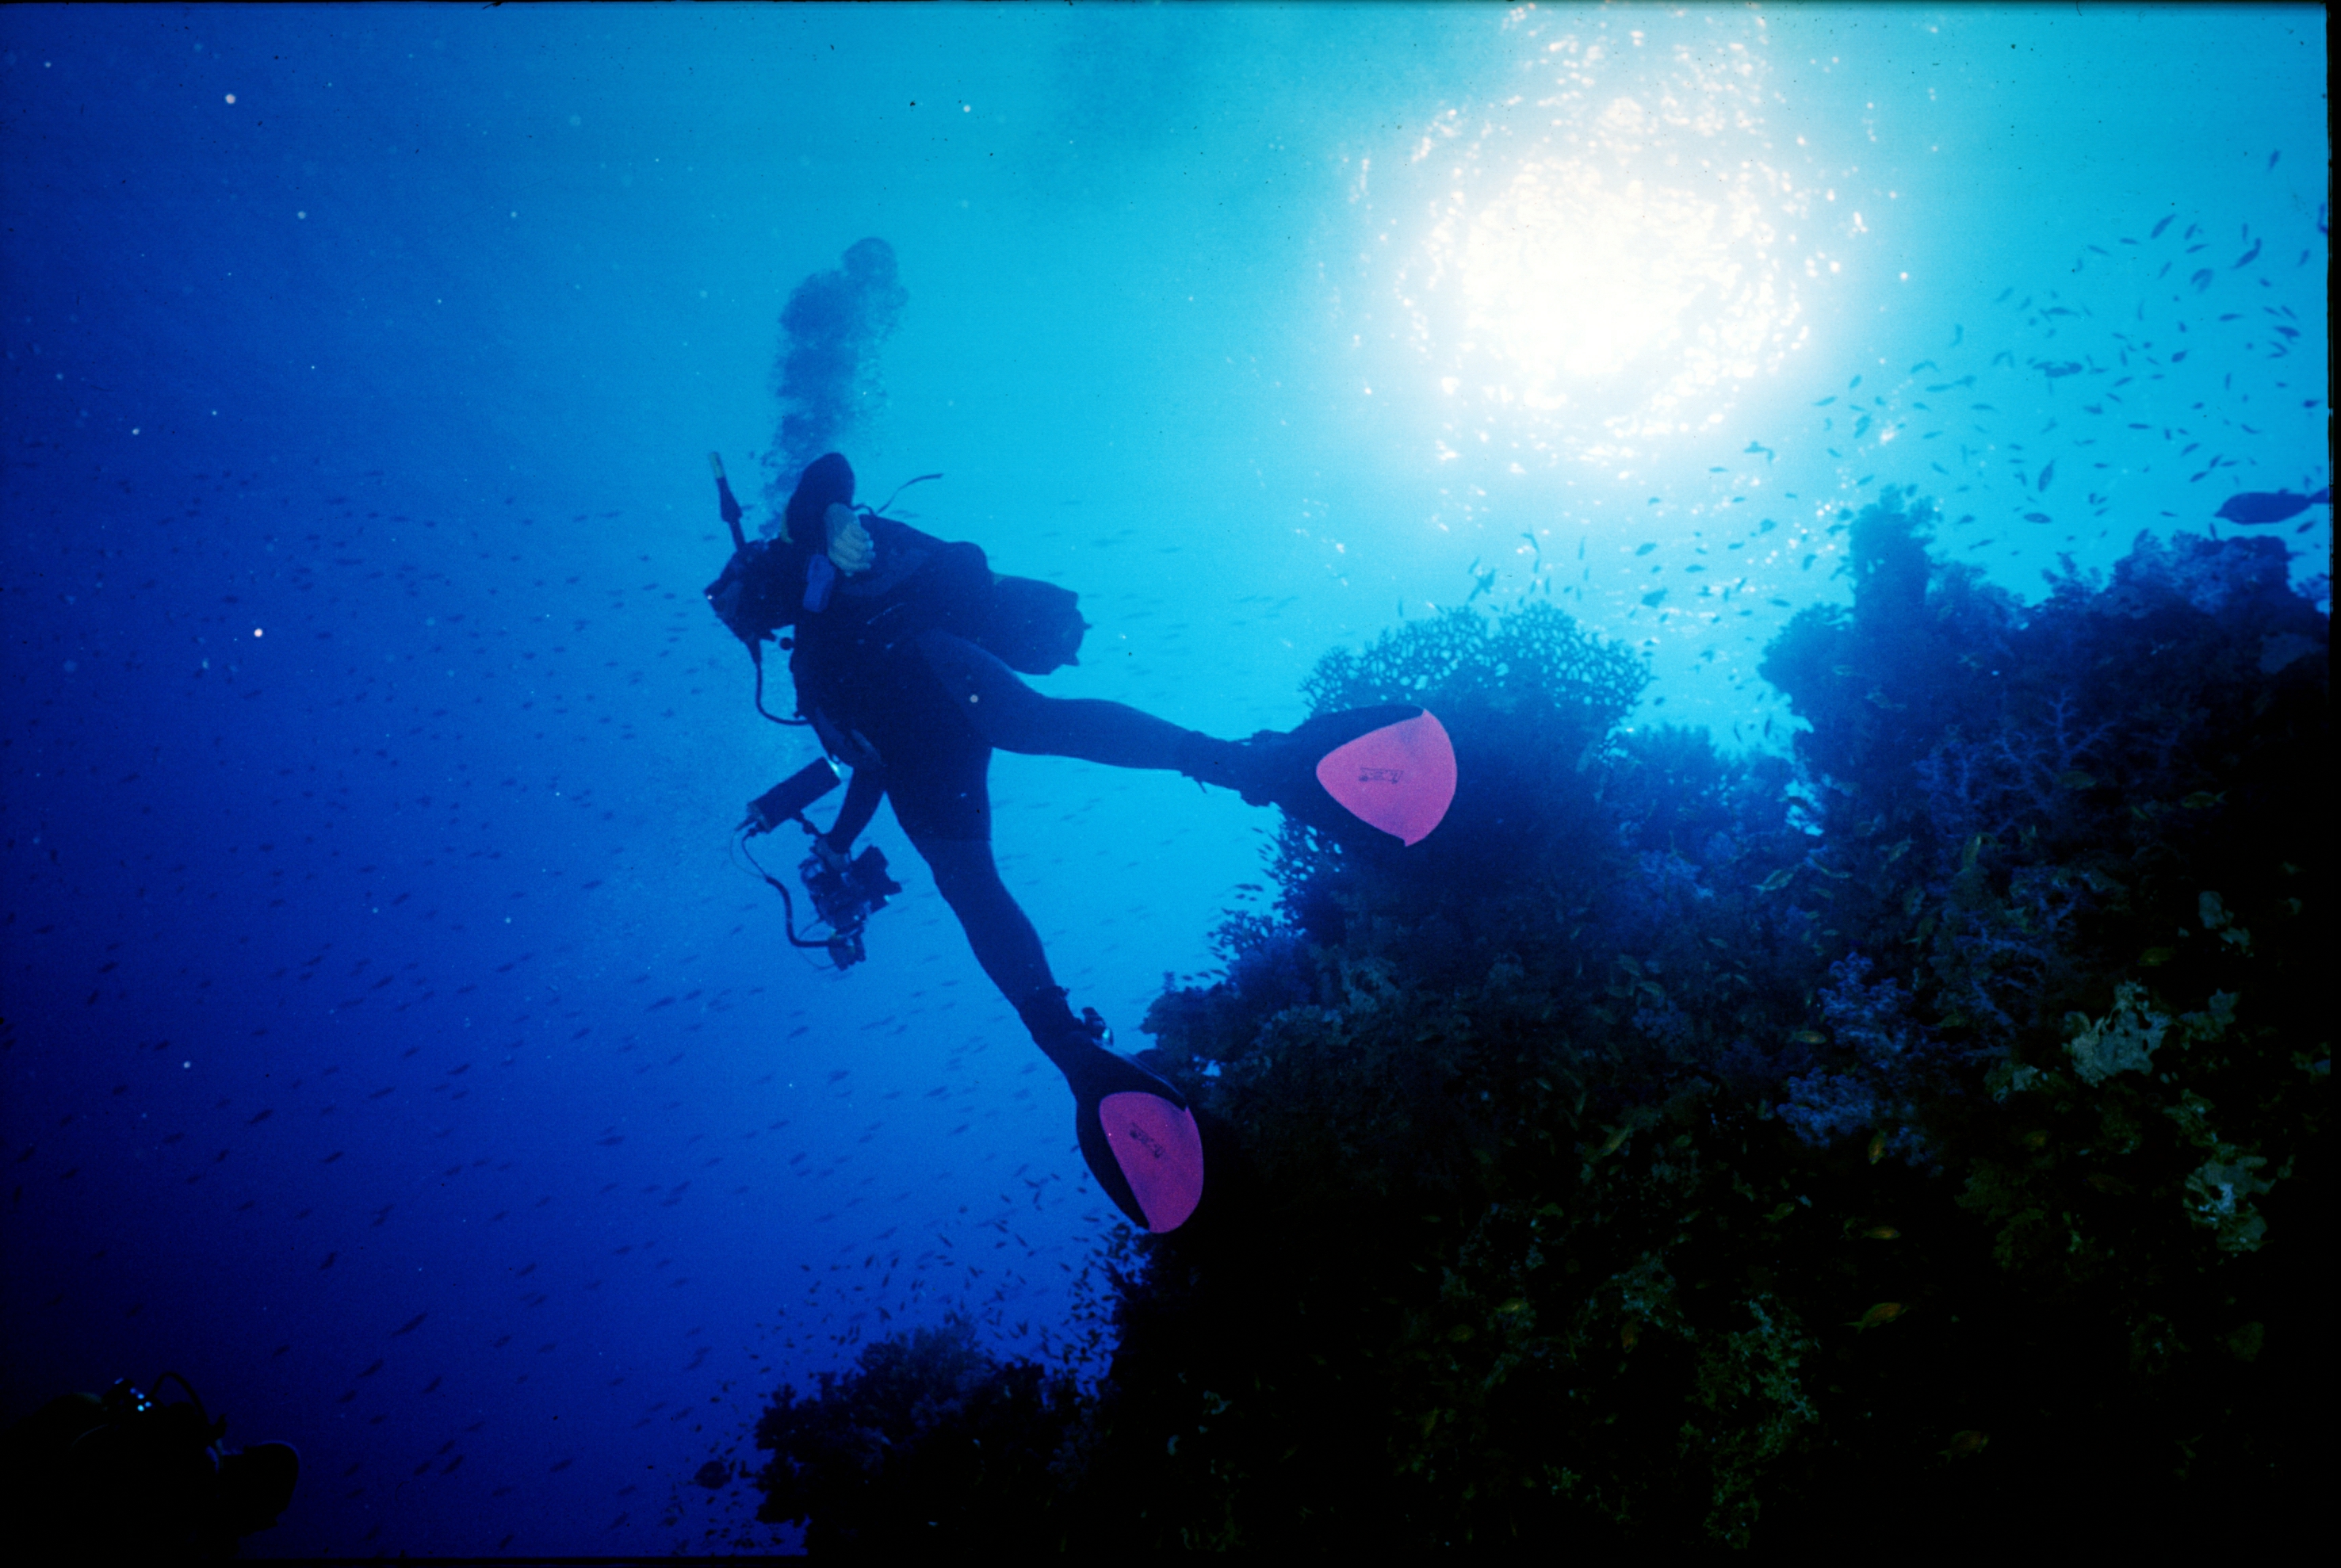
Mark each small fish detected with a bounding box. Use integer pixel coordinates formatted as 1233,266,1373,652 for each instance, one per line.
1849,1301,1906,1331
1864,1225,1900,1241
1866,1131,1887,1164
1620,1321,1640,1352
1942,1429,1990,1459
2037,460,2056,493
2150,215,2174,239
2215,486,2329,525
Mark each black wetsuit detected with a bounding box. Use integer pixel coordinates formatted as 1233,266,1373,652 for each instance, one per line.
786,515,1198,1031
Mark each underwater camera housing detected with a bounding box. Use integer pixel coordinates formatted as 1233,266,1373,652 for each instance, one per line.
736,758,901,970
796,843,902,970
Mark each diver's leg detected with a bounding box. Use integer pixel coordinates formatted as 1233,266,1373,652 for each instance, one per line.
915,629,1198,769
914,836,1061,1012
889,740,1203,1233
910,630,1452,847
874,715,1061,1008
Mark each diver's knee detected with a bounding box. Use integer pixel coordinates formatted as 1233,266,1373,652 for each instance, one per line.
915,629,994,696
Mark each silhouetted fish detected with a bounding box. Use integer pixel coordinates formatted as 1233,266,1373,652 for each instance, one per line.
2215,487,2329,525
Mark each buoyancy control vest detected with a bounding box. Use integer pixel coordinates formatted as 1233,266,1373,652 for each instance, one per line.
702,475,1089,740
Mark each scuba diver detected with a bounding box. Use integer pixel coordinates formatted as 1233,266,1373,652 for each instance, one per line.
706,452,1455,1235
1,1373,299,1562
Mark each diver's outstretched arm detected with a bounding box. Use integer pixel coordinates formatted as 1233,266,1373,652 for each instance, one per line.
820,766,887,858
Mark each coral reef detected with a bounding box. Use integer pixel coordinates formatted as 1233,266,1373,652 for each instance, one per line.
751,1317,1081,1555
753,490,2328,1552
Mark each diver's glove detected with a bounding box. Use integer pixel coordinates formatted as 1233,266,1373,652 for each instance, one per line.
825,503,875,576
809,835,852,876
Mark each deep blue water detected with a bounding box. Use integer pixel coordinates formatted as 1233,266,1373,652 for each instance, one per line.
2,4,2324,1558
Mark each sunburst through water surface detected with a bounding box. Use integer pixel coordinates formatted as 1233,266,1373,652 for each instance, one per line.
1351,9,1827,468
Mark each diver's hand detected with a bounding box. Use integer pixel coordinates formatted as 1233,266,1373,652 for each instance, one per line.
825,503,874,576
811,836,852,875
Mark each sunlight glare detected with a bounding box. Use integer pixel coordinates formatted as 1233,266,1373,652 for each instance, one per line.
1355,10,1820,468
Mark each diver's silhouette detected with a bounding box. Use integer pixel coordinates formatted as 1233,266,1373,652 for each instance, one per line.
2,1373,299,1562
708,452,1455,1233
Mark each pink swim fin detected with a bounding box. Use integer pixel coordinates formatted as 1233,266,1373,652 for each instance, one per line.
1189,704,1457,847
1040,1010,1207,1234
1313,709,1457,847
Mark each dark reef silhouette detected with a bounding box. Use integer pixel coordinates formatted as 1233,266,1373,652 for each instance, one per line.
749,488,2329,1554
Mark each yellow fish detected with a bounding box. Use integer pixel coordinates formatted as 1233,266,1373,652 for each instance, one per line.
1867,1131,1888,1164
1942,1429,1989,1459
1849,1302,1906,1331
1864,1225,1900,1241
1620,1321,1640,1352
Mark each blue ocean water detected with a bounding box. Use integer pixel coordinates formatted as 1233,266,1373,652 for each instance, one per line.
1,4,2324,1558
